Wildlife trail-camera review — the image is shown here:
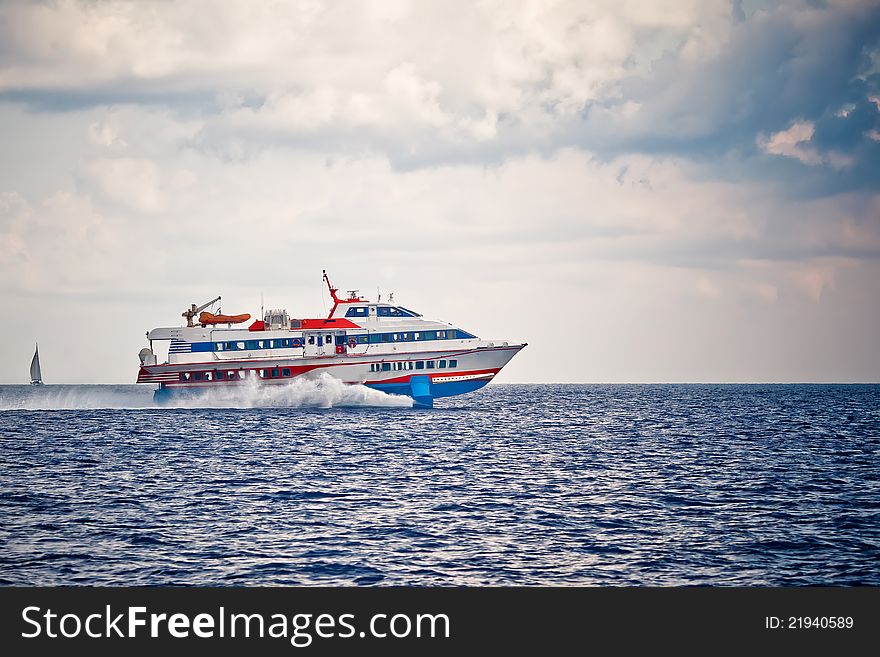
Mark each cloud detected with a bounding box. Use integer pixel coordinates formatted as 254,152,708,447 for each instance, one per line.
1,1,877,181
81,157,167,213
757,120,853,168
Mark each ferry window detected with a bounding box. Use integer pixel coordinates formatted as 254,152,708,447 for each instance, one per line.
397,362,404,370
414,332,420,341
308,336,315,345
180,373,191,381
283,339,293,348
246,340,258,350
449,359,457,368
282,368,291,377
423,331,436,341
215,371,224,380
399,307,420,317
326,334,333,344
406,362,414,370
357,334,369,344
381,333,392,343
258,369,266,378
381,363,391,372
206,372,213,381
369,333,382,344
437,331,446,339
215,342,224,351
392,333,400,341
345,307,368,317
194,372,203,381
238,371,246,379
377,307,391,317
439,360,447,368
454,329,476,339
388,307,401,317
402,332,410,341
272,368,280,378
237,342,245,350
426,361,435,369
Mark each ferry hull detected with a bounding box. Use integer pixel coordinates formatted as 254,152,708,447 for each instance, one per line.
149,344,524,408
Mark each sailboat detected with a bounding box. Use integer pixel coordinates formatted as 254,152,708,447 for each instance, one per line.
30,343,43,385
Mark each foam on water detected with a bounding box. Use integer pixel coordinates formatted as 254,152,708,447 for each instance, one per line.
0,374,412,410
0,384,153,410
162,373,413,409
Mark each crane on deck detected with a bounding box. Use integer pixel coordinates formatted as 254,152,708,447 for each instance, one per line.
182,296,221,327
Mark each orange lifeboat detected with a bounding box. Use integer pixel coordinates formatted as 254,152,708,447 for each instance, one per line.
199,311,251,326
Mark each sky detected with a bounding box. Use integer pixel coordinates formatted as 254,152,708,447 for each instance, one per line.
1,0,879,384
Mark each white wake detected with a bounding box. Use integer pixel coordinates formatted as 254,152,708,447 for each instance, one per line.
0,374,412,410
162,372,413,409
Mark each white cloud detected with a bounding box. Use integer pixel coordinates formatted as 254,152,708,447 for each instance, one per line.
758,120,853,169
82,157,166,213
88,118,127,148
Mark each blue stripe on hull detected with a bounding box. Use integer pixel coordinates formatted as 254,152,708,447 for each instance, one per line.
365,378,490,399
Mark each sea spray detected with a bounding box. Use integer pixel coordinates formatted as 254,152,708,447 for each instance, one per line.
0,374,413,410
160,372,413,409
0,384,154,410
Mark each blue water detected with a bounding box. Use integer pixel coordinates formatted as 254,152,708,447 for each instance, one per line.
1,383,878,586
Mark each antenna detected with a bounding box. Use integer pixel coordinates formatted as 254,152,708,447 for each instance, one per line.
260,292,264,321
388,292,394,303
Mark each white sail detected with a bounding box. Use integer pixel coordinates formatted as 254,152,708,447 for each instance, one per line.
30,344,42,384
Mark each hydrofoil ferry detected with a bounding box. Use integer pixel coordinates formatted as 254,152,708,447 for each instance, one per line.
137,272,526,407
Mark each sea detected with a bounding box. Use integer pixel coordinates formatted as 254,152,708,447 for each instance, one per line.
0,381,878,586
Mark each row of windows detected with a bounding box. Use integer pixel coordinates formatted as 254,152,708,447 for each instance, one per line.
207,328,476,352
344,306,420,318
179,359,460,382
180,368,294,382
215,338,298,351
362,329,474,344
369,359,457,372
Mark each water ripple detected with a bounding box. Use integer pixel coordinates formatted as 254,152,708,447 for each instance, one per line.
0,383,878,585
